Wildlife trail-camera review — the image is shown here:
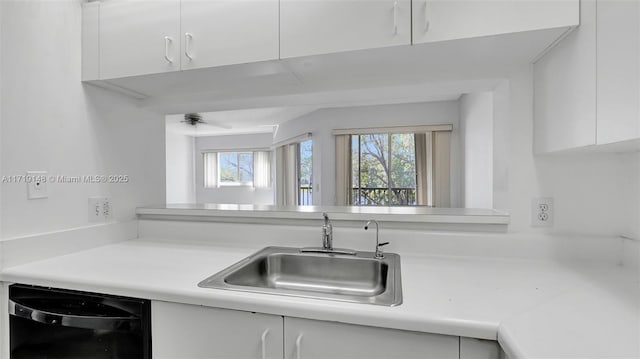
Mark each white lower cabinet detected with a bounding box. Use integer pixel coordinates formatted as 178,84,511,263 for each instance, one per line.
283,317,459,359
152,301,499,359
460,337,501,359
152,301,284,359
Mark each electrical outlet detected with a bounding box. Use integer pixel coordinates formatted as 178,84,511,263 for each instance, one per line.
532,197,554,227
26,171,48,199
88,196,110,222
102,198,111,219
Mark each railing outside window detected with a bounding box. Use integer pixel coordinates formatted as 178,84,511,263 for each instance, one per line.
299,186,313,205
352,188,416,206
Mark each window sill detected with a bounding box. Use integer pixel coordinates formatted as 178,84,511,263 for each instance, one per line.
136,204,510,232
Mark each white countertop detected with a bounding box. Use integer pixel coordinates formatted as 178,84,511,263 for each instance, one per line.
1,239,638,358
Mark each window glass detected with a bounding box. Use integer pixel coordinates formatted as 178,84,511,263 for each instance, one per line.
218,152,253,185
352,133,417,206
390,133,416,205
355,134,389,205
298,140,313,205
238,153,254,183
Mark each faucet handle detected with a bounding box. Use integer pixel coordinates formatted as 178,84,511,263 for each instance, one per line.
378,242,390,247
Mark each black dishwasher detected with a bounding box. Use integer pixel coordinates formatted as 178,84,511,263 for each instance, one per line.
9,284,151,359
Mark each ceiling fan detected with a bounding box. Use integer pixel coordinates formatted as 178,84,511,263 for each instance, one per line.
181,113,232,129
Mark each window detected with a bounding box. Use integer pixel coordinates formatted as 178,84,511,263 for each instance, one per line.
351,133,416,206
203,151,271,188
275,135,313,206
334,125,452,207
219,152,253,186
298,139,313,205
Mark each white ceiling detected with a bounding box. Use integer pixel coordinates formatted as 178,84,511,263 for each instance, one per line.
165,106,319,136
165,92,463,137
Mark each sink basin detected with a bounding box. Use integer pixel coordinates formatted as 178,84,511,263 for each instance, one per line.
198,246,402,306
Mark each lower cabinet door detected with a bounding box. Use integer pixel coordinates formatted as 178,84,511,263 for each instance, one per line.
152,301,284,359
284,317,459,359
460,337,500,359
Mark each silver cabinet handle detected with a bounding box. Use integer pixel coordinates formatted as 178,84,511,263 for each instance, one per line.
393,0,399,35
424,0,430,32
164,36,173,63
295,333,303,359
185,32,194,60
261,329,269,359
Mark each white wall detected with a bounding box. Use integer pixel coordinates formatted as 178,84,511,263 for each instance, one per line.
459,92,494,209
0,3,165,355
630,153,640,239
0,0,165,239
166,131,196,203
195,133,274,204
494,67,640,238
274,101,461,206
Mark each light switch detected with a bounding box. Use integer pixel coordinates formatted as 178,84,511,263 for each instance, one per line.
26,171,48,199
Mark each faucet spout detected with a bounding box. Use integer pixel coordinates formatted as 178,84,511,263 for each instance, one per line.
364,219,388,259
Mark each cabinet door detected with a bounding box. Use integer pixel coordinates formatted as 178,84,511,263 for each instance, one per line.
460,337,500,359
284,317,458,359
153,301,284,359
81,2,99,81
181,0,279,70
280,0,411,59
533,0,597,153
413,0,579,45
596,0,640,144
100,0,181,79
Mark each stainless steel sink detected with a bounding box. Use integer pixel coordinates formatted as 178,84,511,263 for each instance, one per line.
198,246,402,306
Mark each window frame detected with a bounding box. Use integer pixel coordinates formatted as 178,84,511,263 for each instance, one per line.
216,151,255,187
351,133,417,207
216,151,254,187
203,149,273,189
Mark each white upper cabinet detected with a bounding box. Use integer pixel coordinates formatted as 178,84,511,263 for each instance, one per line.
99,0,181,80
280,0,411,59
81,2,99,81
534,0,597,153
412,0,579,45
596,0,640,145
83,0,579,99
534,0,640,153
180,0,279,70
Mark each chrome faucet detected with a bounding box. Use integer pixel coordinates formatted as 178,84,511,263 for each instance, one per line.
301,213,355,255
321,212,333,250
364,219,389,259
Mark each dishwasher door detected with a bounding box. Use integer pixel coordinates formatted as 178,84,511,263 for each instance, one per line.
9,284,151,359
